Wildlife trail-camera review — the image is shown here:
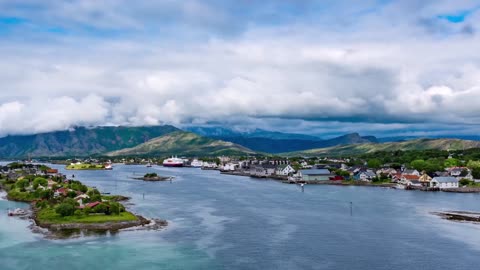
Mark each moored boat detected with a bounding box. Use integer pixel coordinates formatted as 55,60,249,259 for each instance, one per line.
163,156,184,167
8,208,27,216
191,159,203,168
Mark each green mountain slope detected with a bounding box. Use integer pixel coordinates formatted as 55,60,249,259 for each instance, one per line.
107,131,255,157
286,138,480,157
0,125,179,158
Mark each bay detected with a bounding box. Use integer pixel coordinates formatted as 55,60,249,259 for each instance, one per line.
1,163,480,270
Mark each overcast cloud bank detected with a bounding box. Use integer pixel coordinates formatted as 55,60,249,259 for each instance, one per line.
0,0,479,137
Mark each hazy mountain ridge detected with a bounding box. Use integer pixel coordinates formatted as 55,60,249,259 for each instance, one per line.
287,138,480,157
184,126,323,140
208,132,378,153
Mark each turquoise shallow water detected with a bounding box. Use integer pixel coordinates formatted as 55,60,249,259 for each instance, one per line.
1,163,480,270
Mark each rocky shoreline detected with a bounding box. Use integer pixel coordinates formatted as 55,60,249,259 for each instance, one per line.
28,213,168,239
26,204,168,239
433,211,480,223
1,182,167,239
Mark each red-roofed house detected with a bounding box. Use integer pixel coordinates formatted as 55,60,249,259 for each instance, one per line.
54,187,69,197
86,201,101,208
46,169,59,175
400,174,421,187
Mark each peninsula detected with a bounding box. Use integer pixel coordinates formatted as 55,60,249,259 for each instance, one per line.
0,163,167,238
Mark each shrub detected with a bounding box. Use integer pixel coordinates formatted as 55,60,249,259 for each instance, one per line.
109,202,121,215
74,210,83,217
35,200,48,209
16,179,30,189
56,203,75,217
459,179,472,186
33,177,48,187
93,203,108,214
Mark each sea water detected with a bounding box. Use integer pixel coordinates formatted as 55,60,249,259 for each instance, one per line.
1,164,480,270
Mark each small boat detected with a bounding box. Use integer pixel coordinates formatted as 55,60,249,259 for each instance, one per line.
8,208,27,216
104,164,113,170
146,163,152,168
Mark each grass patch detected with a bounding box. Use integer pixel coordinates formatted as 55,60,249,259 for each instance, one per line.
372,180,393,185
7,189,37,202
66,164,105,170
342,180,356,184
466,182,480,187
37,208,138,224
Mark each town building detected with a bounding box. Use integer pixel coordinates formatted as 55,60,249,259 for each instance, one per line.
299,169,333,181
430,177,459,189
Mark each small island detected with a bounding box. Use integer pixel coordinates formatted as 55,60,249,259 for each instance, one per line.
66,163,111,170
0,163,167,238
133,173,171,182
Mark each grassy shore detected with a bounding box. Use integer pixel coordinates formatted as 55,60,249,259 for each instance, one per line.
66,164,105,170
37,208,138,224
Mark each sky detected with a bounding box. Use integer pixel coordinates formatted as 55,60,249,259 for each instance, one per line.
0,0,480,138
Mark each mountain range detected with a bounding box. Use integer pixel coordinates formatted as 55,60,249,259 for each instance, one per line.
287,138,480,157
1,125,480,158
185,126,378,153
0,125,180,158
107,131,255,157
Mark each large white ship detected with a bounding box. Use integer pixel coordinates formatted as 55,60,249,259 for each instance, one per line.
162,156,184,167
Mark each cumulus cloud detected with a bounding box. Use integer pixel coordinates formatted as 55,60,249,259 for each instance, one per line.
0,0,479,137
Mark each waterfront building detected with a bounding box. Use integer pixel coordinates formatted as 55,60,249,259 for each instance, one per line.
430,177,459,189
299,169,333,181
275,165,295,176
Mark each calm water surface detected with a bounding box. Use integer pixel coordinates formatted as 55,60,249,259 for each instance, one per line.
1,163,480,270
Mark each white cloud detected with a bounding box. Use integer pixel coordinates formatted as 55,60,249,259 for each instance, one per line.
0,1,479,137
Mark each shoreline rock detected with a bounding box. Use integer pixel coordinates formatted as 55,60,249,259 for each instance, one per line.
28,208,168,239
433,211,480,223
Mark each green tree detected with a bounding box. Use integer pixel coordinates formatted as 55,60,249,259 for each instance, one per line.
109,202,121,215
40,189,54,200
35,200,48,209
410,160,427,171
334,169,351,178
472,167,480,179
93,203,108,214
33,177,48,187
367,159,382,169
87,189,102,202
467,160,480,169
15,179,30,189
63,198,80,207
444,158,459,168
459,179,471,186
56,203,75,217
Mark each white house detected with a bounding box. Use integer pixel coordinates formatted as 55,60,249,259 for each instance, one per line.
275,165,295,176
223,163,239,171
430,177,459,189
354,171,376,181
74,194,90,207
